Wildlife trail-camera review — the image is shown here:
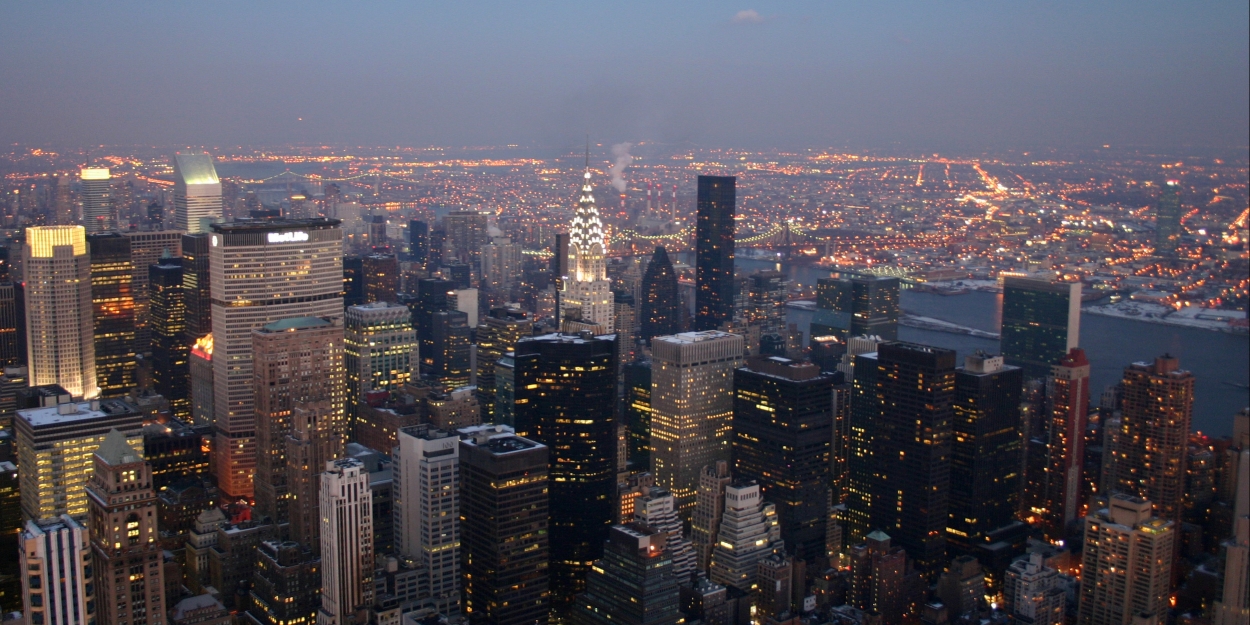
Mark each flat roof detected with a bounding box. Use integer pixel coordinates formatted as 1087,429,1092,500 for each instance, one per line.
211,217,341,233
173,153,220,186
17,400,139,428
652,330,737,344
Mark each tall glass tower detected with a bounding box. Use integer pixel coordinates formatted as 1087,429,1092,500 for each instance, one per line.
1000,276,1080,379
812,275,900,340
640,245,680,343
694,176,735,331
1154,180,1182,255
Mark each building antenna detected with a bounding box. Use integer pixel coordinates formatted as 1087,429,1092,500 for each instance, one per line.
584,135,590,170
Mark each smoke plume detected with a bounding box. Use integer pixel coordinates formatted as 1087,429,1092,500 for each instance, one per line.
608,142,634,192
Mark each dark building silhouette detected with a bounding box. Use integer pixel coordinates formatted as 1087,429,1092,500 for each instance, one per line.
851,342,956,580
181,233,212,344
88,232,137,397
640,246,680,344
142,419,210,491
569,524,681,625
1155,181,1182,255
342,255,365,308
948,353,1023,557
429,310,471,389
248,540,320,625
411,278,455,367
694,176,735,331
442,261,471,290
1000,277,1079,379
363,253,399,303
811,275,900,341
732,356,835,565
407,220,429,267
150,257,189,419
0,283,20,367
460,428,550,625
513,333,617,613
623,360,652,469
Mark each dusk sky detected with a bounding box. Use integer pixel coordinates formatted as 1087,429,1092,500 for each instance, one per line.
2,1,1247,151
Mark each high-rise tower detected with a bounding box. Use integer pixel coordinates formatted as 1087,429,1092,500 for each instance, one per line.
173,152,222,234
560,168,614,331
87,233,137,397
639,246,680,343
345,302,418,422
1076,495,1174,625
811,275,900,341
393,425,461,615
694,176,735,331
1000,277,1080,379
23,226,97,399
318,457,374,625
150,258,189,418
80,167,116,233
20,516,95,625
1042,348,1090,539
1154,180,1182,256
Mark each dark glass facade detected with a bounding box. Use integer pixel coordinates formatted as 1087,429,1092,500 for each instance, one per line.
694,176,735,331
363,253,399,303
732,357,835,565
180,233,212,343
150,258,189,418
513,333,617,613
852,342,956,579
1155,181,1181,255
639,246,680,344
429,310,471,389
88,232,137,397
342,254,365,308
413,278,455,373
947,355,1023,556
460,433,550,625
568,524,681,625
623,359,651,469
1000,277,1078,379
811,275,899,341
407,220,429,267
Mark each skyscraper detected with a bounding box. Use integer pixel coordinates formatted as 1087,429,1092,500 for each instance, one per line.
23,226,97,399
429,310,471,389
707,481,782,592
87,232,137,397
745,270,789,338
474,306,532,419
459,425,550,625
948,353,1024,555
20,516,95,625
251,316,346,525
513,332,616,610
481,237,522,292
560,170,614,331
80,167,116,233
1212,447,1249,625
181,233,212,343
393,424,461,615
639,246,680,343
15,398,143,520
1002,553,1065,625
650,331,744,513
413,277,455,368
732,356,835,564
694,175,735,331
345,302,418,421
1108,355,1194,529
623,360,652,469
1154,180,1182,255
569,524,682,625
1000,277,1080,379
286,401,345,549
632,487,696,583
209,218,343,499
150,258,189,418
811,275,900,341
691,460,733,573
121,230,183,352
318,457,374,625
444,210,489,268
854,342,956,579
407,220,429,268
173,152,222,234
363,253,400,303
1042,347,1091,539
342,255,365,308
86,429,166,625
1076,495,1174,625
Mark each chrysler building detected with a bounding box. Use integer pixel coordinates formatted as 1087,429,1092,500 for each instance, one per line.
560,167,614,332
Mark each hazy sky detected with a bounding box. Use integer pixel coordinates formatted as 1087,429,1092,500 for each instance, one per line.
2,2,1246,151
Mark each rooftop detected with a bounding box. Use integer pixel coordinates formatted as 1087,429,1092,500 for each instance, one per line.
17,399,138,428
173,152,219,186
210,217,341,233
259,316,334,332
652,330,738,344
95,428,142,465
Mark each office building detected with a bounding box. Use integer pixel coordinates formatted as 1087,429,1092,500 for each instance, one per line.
732,356,835,564
248,540,320,625
569,524,681,625
444,210,489,268
343,255,365,308
694,176,735,330
287,401,345,549
86,430,166,625
613,291,636,362
429,310,471,389
851,342,956,579
1076,495,1174,625
560,170,614,331
318,457,374,625
426,386,481,431
15,398,143,520
1003,553,1065,625
691,460,733,573
494,354,516,427
1041,348,1091,539
623,360,651,468
708,481,781,592
122,230,183,352
513,332,617,610
149,258,189,418
143,419,209,491
1212,447,1249,625
88,233,138,397
209,218,343,499
459,425,549,625
745,271,789,338
413,278,455,368
1155,180,1182,255
0,283,20,368
1108,355,1195,530
363,253,400,303
948,353,1024,554
650,331,744,512
1000,277,1080,379
640,246,680,343
252,316,346,524
475,307,532,419
81,167,116,233
173,152,222,234
481,236,522,292
848,531,913,624
24,226,98,399
51,174,74,226
345,302,418,417
20,515,95,625
189,334,214,428
393,424,461,615
811,275,900,341
632,487,696,583
181,233,212,344
407,220,429,268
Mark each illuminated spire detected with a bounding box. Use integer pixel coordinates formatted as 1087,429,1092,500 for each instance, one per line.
569,161,606,281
